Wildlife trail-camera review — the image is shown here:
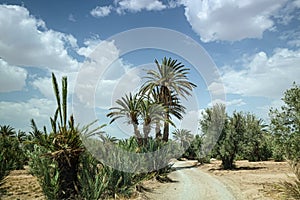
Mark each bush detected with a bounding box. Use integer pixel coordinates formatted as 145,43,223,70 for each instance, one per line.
27,145,59,199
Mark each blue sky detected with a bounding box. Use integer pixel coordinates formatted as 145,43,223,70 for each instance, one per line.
0,0,299,137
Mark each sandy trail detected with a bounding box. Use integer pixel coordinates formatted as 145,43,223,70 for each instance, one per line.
147,160,236,200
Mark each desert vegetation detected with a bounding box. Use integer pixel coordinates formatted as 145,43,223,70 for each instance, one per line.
0,58,299,199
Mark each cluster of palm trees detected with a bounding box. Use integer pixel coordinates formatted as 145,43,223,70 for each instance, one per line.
107,57,196,143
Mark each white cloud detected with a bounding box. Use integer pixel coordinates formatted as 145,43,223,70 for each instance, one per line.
0,98,56,132
208,98,245,107
207,81,225,96
0,59,27,92
0,5,78,71
77,38,103,58
116,0,166,13
90,0,167,17
181,0,287,42
31,71,78,99
220,48,300,98
90,6,112,17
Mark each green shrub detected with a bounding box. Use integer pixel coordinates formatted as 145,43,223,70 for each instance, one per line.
27,145,59,199
77,152,109,200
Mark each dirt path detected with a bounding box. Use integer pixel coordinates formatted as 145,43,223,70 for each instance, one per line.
147,160,236,200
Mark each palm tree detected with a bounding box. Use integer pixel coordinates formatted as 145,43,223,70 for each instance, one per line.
0,125,16,137
138,98,165,142
172,129,194,148
31,73,85,199
147,87,186,140
107,93,143,141
142,57,196,142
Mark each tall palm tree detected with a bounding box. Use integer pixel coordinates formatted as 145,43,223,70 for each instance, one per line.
142,57,196,142
107,93,143,141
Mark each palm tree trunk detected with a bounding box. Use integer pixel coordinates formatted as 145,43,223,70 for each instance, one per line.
143,123,151,145
155,121,162,139
57,155,80,199
133,123,143,145
163,121,169,142
162,86,171,142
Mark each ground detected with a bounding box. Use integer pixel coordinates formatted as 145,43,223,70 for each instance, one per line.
144,160,296,200
0,160,297,200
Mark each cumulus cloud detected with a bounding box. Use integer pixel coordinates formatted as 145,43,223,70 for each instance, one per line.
31,71,78,99
116,0,166,13
90,6,112,17
181,0,287,42
0,59,27,92
90,0,167,17
208,98,245,107
0,98,56,132
0,5,78,71
220,48,300,98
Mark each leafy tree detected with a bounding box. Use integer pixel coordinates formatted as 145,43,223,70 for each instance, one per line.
270,83,300,161
218,112,246,169
270,83,300,199
200,103,227,157
141,57,196,142
241,114,272,161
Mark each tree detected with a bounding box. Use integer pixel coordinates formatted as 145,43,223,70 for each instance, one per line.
142,57,196,142
138,98,165,142
217,112,245,169
145,87,185,140
0,125,16,137
200,103,227,156
107,93,143,141
172,129,194,148
29,73,98,199
241,114,272,162
270,83,300,161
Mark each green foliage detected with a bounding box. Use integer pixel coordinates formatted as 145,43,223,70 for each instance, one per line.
217,112,245,169
29,73,103,199
270,83,300,161
270,83,300,199
182,134,206,162
200,104,274,169
0,125,28,186
141,57,196,142
27,145,59,199
200,104,227,157
77,152,109,200
240,114,272,162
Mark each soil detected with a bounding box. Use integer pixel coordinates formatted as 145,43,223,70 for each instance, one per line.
0,160,297,200
144,160,297,200
0,167,45,200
